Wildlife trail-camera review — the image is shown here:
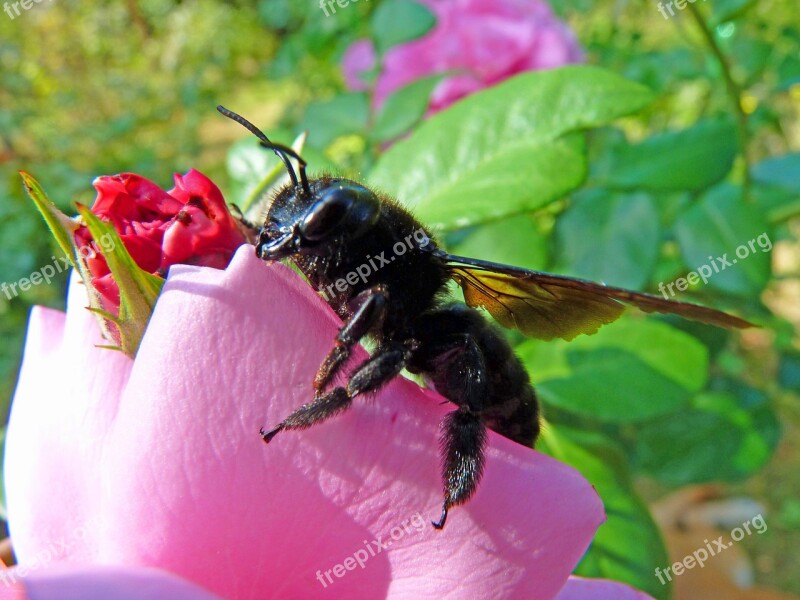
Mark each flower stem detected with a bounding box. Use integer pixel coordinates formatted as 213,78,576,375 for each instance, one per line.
686,3,753,199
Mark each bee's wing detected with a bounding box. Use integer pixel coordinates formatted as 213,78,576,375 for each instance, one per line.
435,251,755,342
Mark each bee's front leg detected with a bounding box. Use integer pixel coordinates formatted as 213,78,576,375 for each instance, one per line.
228,203,261,244
313,285,389,392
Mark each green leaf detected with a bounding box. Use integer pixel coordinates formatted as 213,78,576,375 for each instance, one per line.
518,319,709,393
752,182,799,223
602,118,738,192
370,0,436,55
226,136,283,203
554,190,660,289
779,353,800,390
536,347,691,423
753,153,800,194
371,75,443,142
369,66,654,231
448,214,549,271
227,130,334,211
20,172,79,267
674,184,772,296
541,426,670,600
710,0,757,24
777,55,800,91
76,206,164,357
635,391,780,484
302,93,369,148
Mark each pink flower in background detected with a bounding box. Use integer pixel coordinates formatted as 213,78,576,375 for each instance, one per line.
342,0,584,113
4,244,654,599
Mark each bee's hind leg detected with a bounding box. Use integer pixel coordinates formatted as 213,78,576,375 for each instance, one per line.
433,407,487,529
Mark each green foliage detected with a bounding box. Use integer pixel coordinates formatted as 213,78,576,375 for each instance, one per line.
542,426,670,600
370,67,654,230
554,190,660,289
371,75,444,143
635,390,780,485
370,0,436,55
519,320,708,422
754,153,800,194
303,93,370,148
675,184,772,296
602,118,738,192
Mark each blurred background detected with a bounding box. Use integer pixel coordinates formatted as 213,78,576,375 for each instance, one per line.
0,1,798,598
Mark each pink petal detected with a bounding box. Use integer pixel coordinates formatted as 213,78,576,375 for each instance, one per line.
167,169,226,209
7,246,604,599
92,174,183,218
429,75,484,113
556,576,656,599
0,565,221,600
341,39,376,92
5,277,134,565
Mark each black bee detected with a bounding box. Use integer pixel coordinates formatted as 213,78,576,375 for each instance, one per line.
217,106,754,529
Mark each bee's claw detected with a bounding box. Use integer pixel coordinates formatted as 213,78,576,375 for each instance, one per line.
260,425,283,444
432,503,448,530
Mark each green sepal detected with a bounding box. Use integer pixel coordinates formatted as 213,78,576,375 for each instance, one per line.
85,306,122,325
76,204,165,357
20,171,79,267
22,172,122,344
94,345,124,352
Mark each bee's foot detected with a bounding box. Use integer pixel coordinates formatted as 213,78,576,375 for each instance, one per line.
259,425,283,444
432,503,448,530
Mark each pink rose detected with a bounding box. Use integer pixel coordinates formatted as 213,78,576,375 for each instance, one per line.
74,169,245,310
342,0,584,113
4,244,640,598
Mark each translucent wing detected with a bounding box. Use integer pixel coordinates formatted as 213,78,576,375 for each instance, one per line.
436,251,755,342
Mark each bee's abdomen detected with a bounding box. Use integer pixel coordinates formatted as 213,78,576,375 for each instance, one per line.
471,314,540,446
409,304,541,448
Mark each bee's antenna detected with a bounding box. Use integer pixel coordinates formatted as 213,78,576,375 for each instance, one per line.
216,105,311,196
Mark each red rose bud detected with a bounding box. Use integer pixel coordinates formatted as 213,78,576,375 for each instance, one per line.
74,169,246,310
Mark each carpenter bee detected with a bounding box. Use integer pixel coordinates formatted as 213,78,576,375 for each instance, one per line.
217,106,754,530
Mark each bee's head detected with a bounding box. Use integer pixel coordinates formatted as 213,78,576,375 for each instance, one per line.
258,179,381,260
216,105,380,261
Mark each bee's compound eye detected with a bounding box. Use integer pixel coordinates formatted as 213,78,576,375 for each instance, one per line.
300,189,352,242
300,185,379,242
